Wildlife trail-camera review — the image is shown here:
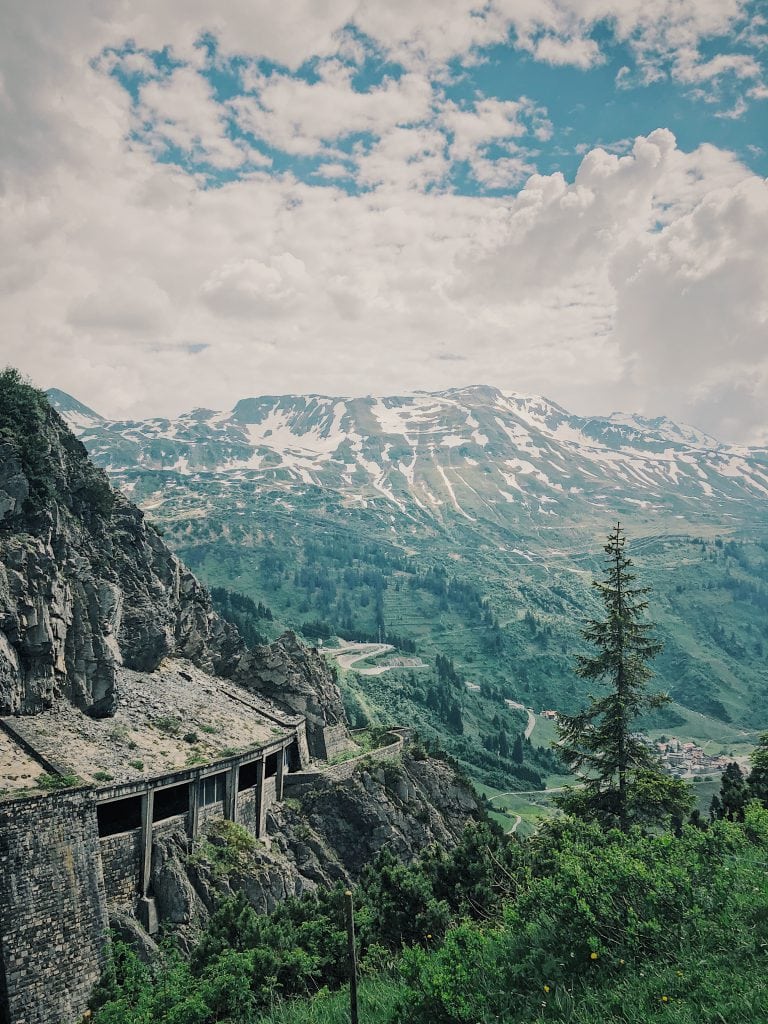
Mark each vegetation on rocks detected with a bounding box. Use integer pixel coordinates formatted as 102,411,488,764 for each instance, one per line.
0,367,114,521
91,803,768,1024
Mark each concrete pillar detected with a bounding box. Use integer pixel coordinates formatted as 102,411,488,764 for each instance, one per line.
255,756,266,838
225,765,239,823
276,746,285,802
188,780,200,840
140,789,154,897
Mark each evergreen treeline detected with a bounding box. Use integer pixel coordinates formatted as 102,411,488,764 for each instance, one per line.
210,587,274,647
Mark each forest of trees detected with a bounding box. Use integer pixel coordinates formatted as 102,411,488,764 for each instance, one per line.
90,523,768,1023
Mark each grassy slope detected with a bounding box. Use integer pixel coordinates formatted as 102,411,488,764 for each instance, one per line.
145,491,768,795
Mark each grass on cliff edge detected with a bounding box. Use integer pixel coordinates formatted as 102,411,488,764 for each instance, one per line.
255,952,768,1024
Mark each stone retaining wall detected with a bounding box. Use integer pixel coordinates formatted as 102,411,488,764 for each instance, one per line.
284,732,404,788
153,812,189,840
0,791,109,1024
236,788,257,833
100,828,141,908
198,801,224,830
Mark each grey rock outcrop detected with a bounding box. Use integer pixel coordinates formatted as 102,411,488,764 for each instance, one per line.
270,752,481,882
149,750,482,939
151,833,200,927
0,394,243,717
109,909,159,964
236,631,347,757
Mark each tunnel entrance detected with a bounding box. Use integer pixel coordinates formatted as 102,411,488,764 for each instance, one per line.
96,795,142,837
153,783,189,821
238,760,259,791
286,740,301,772
265,752,278,778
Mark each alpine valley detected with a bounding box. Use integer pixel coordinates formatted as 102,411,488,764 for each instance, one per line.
49,385,768,794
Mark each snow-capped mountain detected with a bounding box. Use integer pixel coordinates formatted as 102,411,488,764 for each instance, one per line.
48,385,768,527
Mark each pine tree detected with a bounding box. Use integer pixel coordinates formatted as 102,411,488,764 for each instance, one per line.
718,761,749,821
498,729,510,759
747,732,768,806
555,522,692,831
512,734,524,764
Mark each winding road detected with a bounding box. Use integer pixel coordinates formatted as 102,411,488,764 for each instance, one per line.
333,642,394,672
505,699,537,740
327,642,427,676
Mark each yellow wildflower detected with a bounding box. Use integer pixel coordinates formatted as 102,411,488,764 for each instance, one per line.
543,985,550,993
662,996,669,1003
590,952,599,961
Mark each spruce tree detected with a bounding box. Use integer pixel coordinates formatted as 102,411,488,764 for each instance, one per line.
498,729,510,759
555,522,692,831
747,732,768,806
718,761,749,820
512,734,524,764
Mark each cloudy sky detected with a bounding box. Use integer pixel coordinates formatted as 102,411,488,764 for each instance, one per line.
1,2,767,441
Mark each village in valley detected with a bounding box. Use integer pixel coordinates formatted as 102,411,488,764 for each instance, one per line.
650,736,733,778
537,709,732,780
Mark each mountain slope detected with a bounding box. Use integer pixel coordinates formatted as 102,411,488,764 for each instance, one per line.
48,385,768,527
47,385,768,776
0,372,347,740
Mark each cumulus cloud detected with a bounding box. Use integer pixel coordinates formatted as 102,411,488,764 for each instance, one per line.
439,96,552,188
202,254,311,318
0,0,766,442
232,61,434,156
137,67,250,170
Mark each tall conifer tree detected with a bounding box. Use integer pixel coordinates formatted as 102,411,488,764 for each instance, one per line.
555,522,691,831
747,732,768,806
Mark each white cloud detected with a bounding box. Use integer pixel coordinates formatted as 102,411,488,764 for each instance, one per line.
202,254,311,318
137,67,250,170
530,34,602,69
443,97,547,160
68,278,172,334
1,0,766,443
232,61,434,156
440,97,550,188
355,126,450,190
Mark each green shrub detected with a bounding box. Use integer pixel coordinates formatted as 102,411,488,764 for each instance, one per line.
154,716,182,736
90,808,768,1024
37,773,81,791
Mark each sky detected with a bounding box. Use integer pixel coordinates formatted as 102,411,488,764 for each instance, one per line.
1,2,767,442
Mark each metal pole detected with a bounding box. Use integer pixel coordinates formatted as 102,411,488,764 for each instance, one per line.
344,889,359,1024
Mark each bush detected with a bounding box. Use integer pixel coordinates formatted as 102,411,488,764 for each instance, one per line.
399,810,768,1023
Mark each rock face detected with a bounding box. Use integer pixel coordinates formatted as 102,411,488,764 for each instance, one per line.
236,631,347,757
148,750,481,943
273,753,481,881
0,378,345,739
0,382,240,716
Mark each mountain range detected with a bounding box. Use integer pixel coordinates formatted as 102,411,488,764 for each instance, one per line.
47,385,768,531
48,385,768,783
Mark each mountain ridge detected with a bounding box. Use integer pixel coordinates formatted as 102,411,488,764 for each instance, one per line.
46,386,768,531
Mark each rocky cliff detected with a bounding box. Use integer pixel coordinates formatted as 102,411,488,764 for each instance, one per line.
0,372,341,731
145,749,481,947
235,631,347,757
